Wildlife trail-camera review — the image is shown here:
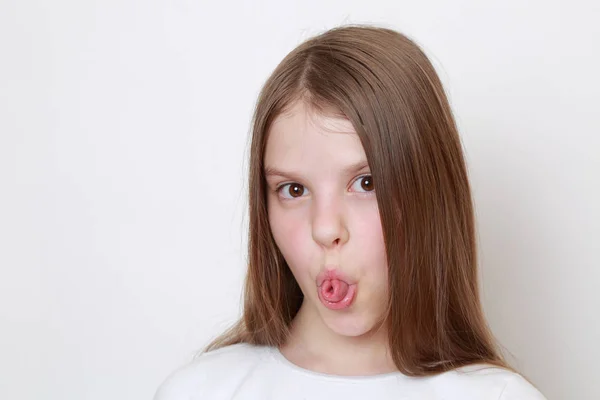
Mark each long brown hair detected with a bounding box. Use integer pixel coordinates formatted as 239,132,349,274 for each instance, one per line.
205,24,509,376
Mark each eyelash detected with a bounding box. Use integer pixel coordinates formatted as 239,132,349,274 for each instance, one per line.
274,174,375,200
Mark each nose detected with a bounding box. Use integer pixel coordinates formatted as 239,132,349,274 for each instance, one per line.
311,193,349,249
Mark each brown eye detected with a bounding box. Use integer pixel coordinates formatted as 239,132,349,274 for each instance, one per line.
278,183,307,199
360,176,374,191
352,175,375,193
289,184,304,197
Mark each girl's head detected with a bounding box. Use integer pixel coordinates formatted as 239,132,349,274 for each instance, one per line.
264,100,388,339
207,24,506,375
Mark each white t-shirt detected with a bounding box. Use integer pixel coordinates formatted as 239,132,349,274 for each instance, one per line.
154,343,546,400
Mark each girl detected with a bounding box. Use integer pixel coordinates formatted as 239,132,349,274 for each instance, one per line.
155,24,546,399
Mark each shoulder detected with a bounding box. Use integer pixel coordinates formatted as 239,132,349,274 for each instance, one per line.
429,364,547,400
153,343,270,400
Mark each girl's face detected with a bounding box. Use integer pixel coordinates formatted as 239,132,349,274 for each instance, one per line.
264,100,389,338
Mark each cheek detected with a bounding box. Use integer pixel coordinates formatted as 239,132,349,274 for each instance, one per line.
350,203,389,307
268,203,312,272
353,203,387,266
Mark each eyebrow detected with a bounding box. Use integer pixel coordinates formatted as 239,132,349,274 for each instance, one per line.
264,160,370,181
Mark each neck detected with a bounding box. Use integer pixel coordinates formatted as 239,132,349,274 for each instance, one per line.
279,300,397,376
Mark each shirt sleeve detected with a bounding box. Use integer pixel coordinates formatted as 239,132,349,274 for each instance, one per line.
498,374,547,400
152,362,205,400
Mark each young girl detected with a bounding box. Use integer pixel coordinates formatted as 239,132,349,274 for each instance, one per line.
155,24,546,399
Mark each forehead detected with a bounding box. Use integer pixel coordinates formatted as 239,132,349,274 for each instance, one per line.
264,101,366,170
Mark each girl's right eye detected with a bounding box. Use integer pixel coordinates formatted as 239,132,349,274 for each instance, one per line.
277,183,309,199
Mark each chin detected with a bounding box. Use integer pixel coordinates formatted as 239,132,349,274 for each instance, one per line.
319,307,384,338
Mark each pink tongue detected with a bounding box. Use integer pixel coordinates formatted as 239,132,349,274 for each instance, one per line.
320,279,349,302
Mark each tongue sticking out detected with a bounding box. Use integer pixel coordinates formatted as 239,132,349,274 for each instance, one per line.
320,279,349,303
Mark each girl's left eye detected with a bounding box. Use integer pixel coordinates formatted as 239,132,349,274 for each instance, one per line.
351,175,375,193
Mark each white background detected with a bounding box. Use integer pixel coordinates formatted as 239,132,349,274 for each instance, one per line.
1,1,598,399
